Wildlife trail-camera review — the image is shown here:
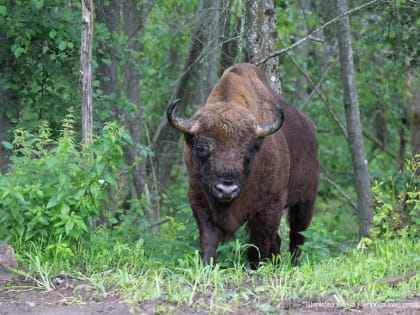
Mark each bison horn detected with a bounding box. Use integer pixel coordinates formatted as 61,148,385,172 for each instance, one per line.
255,102,285,138
167,98,199,135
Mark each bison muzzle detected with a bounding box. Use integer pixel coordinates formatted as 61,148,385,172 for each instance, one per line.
167,63,319,267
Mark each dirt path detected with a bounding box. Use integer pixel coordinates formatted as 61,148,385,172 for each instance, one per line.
1,289,419,315
1,269,419,314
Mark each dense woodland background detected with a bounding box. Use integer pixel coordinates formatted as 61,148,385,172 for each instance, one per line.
0,0,419,260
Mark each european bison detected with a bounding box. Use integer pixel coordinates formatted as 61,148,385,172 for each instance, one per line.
167,63,319,267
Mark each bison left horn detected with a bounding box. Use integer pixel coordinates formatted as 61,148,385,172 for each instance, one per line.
255,102,285,138
167,98,199,135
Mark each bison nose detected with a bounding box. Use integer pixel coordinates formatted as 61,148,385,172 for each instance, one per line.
214,182,240,202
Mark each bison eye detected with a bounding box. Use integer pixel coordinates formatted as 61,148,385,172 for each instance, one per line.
244,139,263,171
195,144,209,160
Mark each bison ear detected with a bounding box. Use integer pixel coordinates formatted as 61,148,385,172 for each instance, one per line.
167,98,200,135
255,102,284,138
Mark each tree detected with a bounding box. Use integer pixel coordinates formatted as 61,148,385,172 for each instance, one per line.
408,70,420,174
94,0,154,221
121,1,154,221
80,0,94,145
0,1,80,131
0,101,13,174
151,0,227,214
0,33,14,174
336,0,372,238
0,1,81,170
243,0,281,93
95,0,120,119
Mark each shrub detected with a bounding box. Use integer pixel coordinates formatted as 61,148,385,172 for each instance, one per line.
0,109,132,245
372,155,420,239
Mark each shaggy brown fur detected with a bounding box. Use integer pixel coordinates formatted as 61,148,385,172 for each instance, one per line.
168,63,319,267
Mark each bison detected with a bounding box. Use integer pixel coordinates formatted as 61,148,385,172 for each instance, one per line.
167,63,319,267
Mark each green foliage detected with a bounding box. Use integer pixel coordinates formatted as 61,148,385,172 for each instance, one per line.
380,0,419,67
139,0,197,127
0,0,80,131
372,156,420,239
0,109,131,245
299,223,350,263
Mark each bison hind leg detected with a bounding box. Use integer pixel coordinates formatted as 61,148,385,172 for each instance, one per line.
288,200,315,266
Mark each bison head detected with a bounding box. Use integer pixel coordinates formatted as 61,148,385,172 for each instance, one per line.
167,99,284,208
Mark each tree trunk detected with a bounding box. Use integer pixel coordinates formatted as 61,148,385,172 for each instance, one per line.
220,0,237,70
0,106,13,175
294,0,311,104
409,71,420,154
408,69,420,174
95,0,120,119
243,0,281,93
151,0,224,199
81,0,94,146
400,72,411,171
94,0,124,225
121,1,157,223
0,32,15,174
94,1,154,223
336,0,372,238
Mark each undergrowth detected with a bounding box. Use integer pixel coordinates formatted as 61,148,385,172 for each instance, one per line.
0,109,136,244
1,118,419,313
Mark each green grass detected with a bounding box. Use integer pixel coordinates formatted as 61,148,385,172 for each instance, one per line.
11,231,419,313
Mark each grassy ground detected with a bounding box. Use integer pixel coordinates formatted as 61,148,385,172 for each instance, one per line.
8,231,419,314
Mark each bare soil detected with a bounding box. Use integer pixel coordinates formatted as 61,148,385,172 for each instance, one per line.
1,269,419,314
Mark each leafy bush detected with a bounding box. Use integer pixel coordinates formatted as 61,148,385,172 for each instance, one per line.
0,109,132,245
372,155,420,239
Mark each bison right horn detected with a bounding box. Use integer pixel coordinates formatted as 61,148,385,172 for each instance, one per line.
167,98,199,135
255,102,285,138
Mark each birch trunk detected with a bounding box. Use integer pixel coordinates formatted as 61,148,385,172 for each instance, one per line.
81,0,94,146
336,0,373,238
243,0,281,93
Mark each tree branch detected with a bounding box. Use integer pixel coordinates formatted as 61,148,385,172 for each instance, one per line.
288,51,399,161
146,218,171,231
350,270,417,294
300,62,331,111
362,128,398,160
286,52,348,138
256,0,380,65
320,163,358,213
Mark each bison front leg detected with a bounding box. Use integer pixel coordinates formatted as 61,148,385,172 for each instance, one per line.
191,206,220,265
199,226,219,265
247,210,282,269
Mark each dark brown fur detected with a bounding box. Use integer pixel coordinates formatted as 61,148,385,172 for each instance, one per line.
174,63,319,267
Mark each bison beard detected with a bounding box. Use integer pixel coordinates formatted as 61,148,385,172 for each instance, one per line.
167,63,319,268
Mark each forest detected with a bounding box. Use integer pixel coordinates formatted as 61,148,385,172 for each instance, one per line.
0,0,419,314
